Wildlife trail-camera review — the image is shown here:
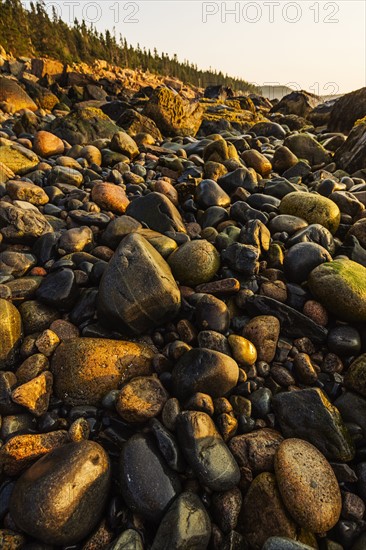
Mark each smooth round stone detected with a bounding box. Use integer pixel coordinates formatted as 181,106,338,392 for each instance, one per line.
33,130,64,158
327,325,361,356
91,182,130,215
0,299,22,369
177,411,240,491
279,192,341,234
51,338,153,406
228,334,257,366
137,228,178,258
126,192,186,234
18,300,59,335
275,438,342,532
36,268,78,311
6,180,49,206
242,149,272,176
272,146,298,174
98,233,181,334
119,432,181,522
172,348,239,400
58,226,93,255
239,472,296,549
10,441,111,546
195,294,230,333
195,179,230,208
168,240,220,286
116,376,168,423
242,315,280,363
101,216,142,249
308,259,366,322
284,242,332,284
151,492,211,550
268,215,308,236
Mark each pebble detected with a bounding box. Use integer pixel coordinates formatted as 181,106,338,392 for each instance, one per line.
0,298,22,369
11,371,53,416
168,239,220,286
242,315,280,363
116,376,168,423
177,411,240,491
10,441,111,545
51,337,153,405
275,438,342,532
280,192,341,234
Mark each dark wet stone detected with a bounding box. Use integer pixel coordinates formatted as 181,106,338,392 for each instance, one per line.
272,388,355,461
172,348,239,400
218,167,257,194
151,492,211,550
150,418,186,472
222,243,260,275
249,387,272,418
10,441,111,545
68,210,111,227
195,179,230,208
211,487,242,534
335,391,366,441
177,411,240,491
200,206,229,228
126,192,186,234
263,178,305,199
286,224,336,254
69,288,97,326
337,235,366,268
119,432,181,522
269,215,308,236
108,529,144,550
36,268,78,311
98,233,181,334
195,294,230,333
230,202,268,224
284,242,332,284
327,325,361,356
245,295,328,344
262,537,315,550
18,300,59,335
239,220,270,252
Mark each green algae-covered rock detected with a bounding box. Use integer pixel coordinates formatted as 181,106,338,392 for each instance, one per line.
280,192,340,234
168,239,220,286
47,107,120,145
308,259,366,322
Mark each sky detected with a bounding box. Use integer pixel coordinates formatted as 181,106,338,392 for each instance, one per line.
24,0,366,94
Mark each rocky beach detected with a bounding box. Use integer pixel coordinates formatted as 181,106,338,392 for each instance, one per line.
1,45,366,550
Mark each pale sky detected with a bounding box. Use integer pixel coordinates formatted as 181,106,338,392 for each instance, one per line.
26,0,366,94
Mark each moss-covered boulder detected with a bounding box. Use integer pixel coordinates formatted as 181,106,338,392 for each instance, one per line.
308,259,366,322
0,142,39,175
279,192,340,234
47,107,120,145
143,87,203,137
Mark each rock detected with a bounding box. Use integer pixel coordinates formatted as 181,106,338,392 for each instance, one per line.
272,388,354,461
172,348,239,400
108,530,144,550
222,243,260,275
36,268,78,311
58,226,93,254
286,224,335,254
335,391,366,440
284,242,332,284
91,182,130,214
239,472,297,549
308,259,366,322
116,108,163,141
126,192,186,234
176,411,240,491
272,146,298,174
195,294,230,333
327,325,361,356
0,143,39,175
270,90,320,117
98,233,181,334
0,161,15,184
33,130,65,158
6,180,49,205
48,164,83,187
284,133,331,166
195,179,230,208
0,529,25,549
143,87,203,137
119,432,181,522
110,131,139,159
18,299,58,335
348,219,366,249
151,492,211,549
11,371,53,416
0,299,22,369
241,149,272,176
10,441,111,545
47,107,120,145
0,76,37,113
168,239,220,286
251,121,286,139
328,87,366,133
228,335,257,366
0,201,53,242
15,353,49,384
279,192,340,234
344,353,366,397
116,376,168,423
242,315,280,363
262,537,316,550
335,119,366,173
51,337,153,405
229,428,284,474
275,438,342,532
0,430,68,475
31,57,64,79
